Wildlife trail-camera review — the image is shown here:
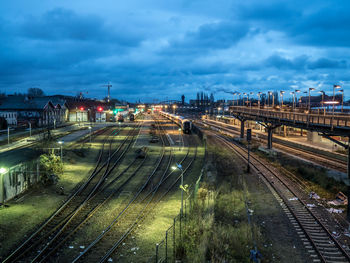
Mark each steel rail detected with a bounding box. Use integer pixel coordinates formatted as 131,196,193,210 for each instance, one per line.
2,127,115,263
213,132,350,263
30,124,140,262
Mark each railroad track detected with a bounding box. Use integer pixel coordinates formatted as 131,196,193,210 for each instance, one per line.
199,119,347,173
211,131,350,263
3,124,140,263
72,115,198,262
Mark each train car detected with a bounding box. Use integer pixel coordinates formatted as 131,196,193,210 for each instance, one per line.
117,111,129,122
159,111,192,134
117,114,124,122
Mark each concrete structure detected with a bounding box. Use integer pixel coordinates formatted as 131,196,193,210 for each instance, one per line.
229,105,350,220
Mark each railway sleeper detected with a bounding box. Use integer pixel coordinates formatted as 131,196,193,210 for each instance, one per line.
321,251,345,256
322,255,347,261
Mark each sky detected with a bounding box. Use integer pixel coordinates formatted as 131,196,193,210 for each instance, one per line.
0,0,349,102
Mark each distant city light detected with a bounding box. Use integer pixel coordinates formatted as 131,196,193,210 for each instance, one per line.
324,101,339,105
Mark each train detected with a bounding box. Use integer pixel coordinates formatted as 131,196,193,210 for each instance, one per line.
160,111,192,134
117,111,129,122
129,111,142,121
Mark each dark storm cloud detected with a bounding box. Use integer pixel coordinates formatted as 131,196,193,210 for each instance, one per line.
163,21,250,55
265,54,348,70
20,8,142,45
1,0,350,101
265,55,308,70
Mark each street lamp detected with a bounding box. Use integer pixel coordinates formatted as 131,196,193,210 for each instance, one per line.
243,93,247,107
172,163,184,217
257,92,262,108
58,141,64,162
333,85,341,115
280,91,285,108
172,105,177,114
295,89,301,108
88,126,92,142
217,107,222,115
268,91,274,108
318,91,325,115
178,128,181,150
290,92,295,111
308,88,315,112
338,89,344,113
249,92,254,108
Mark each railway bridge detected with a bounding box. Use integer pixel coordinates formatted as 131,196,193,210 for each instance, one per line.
229,106,350,220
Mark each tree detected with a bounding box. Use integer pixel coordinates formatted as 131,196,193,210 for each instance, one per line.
28,87,44,97
39,154,63,185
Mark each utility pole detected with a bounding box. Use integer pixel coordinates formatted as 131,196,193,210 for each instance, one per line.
102,82,112,103
247,129,251,173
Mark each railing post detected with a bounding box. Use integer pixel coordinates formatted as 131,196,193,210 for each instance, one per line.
165,231,168,263
173,218,176,262
155,243,159,263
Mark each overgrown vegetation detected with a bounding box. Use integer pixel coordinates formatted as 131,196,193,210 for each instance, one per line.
39,154,63,185
176,144,267,262
255,150,347,199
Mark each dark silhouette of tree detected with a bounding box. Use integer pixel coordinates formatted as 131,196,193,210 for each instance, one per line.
28,87,44,97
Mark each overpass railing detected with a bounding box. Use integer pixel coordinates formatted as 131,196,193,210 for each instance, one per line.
230,106,350,129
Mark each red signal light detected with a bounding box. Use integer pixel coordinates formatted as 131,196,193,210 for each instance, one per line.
80,107,84,111
97,107,103,112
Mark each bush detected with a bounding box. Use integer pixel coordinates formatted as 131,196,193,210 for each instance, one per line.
39,154,63,185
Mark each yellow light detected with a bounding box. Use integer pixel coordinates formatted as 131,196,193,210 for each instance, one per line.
0,167,8,174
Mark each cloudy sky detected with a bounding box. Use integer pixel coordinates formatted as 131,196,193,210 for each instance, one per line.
0,0,348,102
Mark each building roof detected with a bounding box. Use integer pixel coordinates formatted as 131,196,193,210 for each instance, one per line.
0,96,55,110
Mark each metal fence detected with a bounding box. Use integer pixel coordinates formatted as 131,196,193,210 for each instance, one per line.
149,166,204,263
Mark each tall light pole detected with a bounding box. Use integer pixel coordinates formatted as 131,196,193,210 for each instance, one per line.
249,92,254,108
243,93,247,107
172,163,184,217
172,105,177,114
58,140,64,163
88,126,92,142
318,91,325,115
295,89,300,108
280,91,285,108
338,89,344,113
178,128,181,150
333,85,341,115
308,88,315,112
268,91,274,108
290,92,295,111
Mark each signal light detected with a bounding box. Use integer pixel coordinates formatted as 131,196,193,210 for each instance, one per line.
97,107,103,112
80,107,84,111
